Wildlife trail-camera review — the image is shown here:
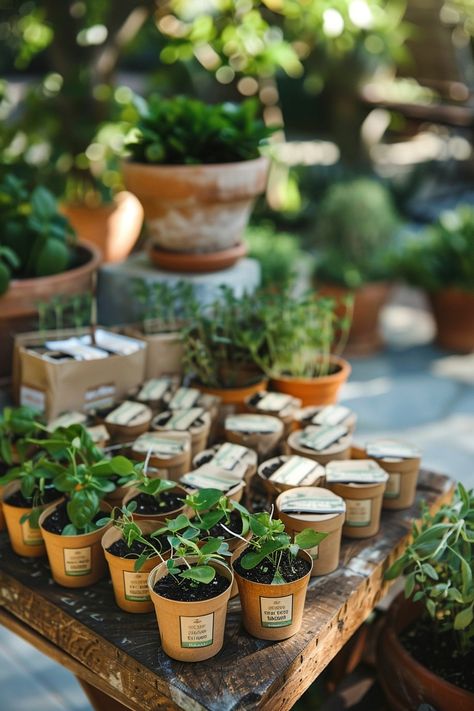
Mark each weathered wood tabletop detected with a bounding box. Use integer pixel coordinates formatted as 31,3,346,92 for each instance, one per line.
0,469,454,711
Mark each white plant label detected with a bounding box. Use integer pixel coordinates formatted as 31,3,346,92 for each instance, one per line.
280,492,345,515
21,519,43,547
326,460,388,484
366,440,419,460
260,595,293,628
299,425,347,451
63,547,92,576
123,571,150,602
94,329,144,355
384,472,401,499
226,415,280,434
45,337,108,360
106,401,149,426
20,385,46,414
137,378,170,402
84,383,115,411
212,443,248,471
181,466,241,491
133,433,185,456
257,393,293,412
180,613,214,648
269,457,318,486
165,408,204,431
312,404,351,426
47,411,87,431
345,499,372,527
168,387,200,410
85,424,109,444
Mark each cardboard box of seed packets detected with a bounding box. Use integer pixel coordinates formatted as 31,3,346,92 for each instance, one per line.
13,327,147,421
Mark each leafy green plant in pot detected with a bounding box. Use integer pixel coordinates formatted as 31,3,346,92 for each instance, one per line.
378,484,474,711
396,205,474,352
184,487,250,552
121,462,188,523
123,95,272,272
313,178,399,355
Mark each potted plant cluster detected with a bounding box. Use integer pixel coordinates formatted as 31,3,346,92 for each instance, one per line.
380,484,474,710
313,178,399,355
396,204,474,352
123,95,272,272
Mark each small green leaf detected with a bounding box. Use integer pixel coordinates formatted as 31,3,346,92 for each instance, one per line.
179,565,215,585
454,604,474,630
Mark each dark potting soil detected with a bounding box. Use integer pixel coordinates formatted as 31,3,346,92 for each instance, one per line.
248,393,263,406
195,452,213,466
154,565,230,602
107,533,170,559
261,458,285,479
41,501,104,535
401,618,474,692
192,509,243,539
130,491,183,515
5,486,62,508
154,412,204,428
233,548,310,584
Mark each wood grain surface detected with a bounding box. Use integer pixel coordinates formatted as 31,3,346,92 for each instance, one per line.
0,470,454,711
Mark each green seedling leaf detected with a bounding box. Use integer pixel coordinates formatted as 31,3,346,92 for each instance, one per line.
295,529,328,549
179,565,216,585
454,604,474,630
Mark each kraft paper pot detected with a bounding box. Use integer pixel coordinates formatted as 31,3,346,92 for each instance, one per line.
193,444,258,486
1,481,61,558
270,356,351,407
297,406,357,434
147,557,233,662
244,391,302,437
39,503,111,587
130,431,192,482
224,415,284,459
152,411,211,459
122,484,189,523
102,521,169,613
276,487,345,576
233,547,312,641
326,480,386,539
379,455,421,511
287,428,352,466
97,403,153,444
257,456,324,498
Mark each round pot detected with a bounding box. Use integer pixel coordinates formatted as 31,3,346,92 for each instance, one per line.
0,241,101,378
429,288,474,353
130,431,192,482
326,480,386,539
377,594,474,711
276,487,345,576
224,414,284,460
180,468,246,504
233,547,312,641
122,484,188,523
102,520,169,613
379,455,420,511
148,556,233,662
297,405,357,434
123,157,269,254
193,443,258,485
257,455,324,498
245,391,302,437
61,192,144,263
152,410,211,460
130,376,178,412
270,356,351,407
39,502,111,587
98,401,153,444
149,241,248,273
318,282,391,356
196,378,268,440
287,427,352,466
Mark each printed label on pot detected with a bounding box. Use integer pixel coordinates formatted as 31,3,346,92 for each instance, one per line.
106,401,149,426
168,387,200,410
165,408,204,431
270,457,318,486
123,571,150,602
181,465,242,491
137,378,170,402
63,546,92,576
84,383,115,411
345,499,372,527
133,433,185,456
307,545,319,560
312,405,351,427
212,443,248,470
180,612,214,648
280,491,345,515
326,460,388,484
20,385,46,414
47,411,87,431
257,393,293,412
260,595,293,628
384,472,401,499
21,519,43,547
226,415,280,434
299,425,347,452
366,440,419,460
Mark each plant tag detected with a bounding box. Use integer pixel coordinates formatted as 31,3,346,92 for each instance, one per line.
165,408,204,431
257,393,293,412
137,378,170,402
260,595,293,628
45,337,109,360
180,612,214,648
47,411,87,431
132,433,185,456
181,465,242,491
21,519,43,547
307,545,320,560
20,385,46,414
345,499,372,527
226,414,280,434
212,443,248,470
279,490,345,515
312,404,351,426
326,460,388,484
270,456,319,486
168,387,200,410
94,329,144,355
84,383,116,411
366,440,420,460
299,425,347,451
105,401,149,426
63,546,92,576
123,570,150,602
384,473,401,499
86,424,109,444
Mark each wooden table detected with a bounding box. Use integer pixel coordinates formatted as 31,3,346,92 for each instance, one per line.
0,469,454,711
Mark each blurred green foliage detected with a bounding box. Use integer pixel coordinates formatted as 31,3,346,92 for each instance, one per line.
246,223,304,289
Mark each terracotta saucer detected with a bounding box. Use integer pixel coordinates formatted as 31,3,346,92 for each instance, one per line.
148,242,247,273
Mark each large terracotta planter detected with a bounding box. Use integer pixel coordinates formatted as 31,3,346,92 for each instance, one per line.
62,192,143,263
0,242,101,378
122,157,269,257
319,282,391,356
429,288,474,352
377,594,474,711
270,356,351,407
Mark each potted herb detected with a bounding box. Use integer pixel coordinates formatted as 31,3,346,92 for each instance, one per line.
379,485,474,710
123,95,271,272
396,205,474,352
122,467,188,523
184,488,250,552
313,178,399,355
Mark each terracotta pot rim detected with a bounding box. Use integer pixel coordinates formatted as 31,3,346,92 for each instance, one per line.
270,356,351,386
232,546,312,587
123,155,269,172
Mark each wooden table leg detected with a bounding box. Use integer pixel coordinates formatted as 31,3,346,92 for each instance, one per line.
78,680,133,711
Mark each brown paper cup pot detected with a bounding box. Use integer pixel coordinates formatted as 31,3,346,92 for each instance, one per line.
257,456,324,499
99,409,153,444
380,456,420,510
244,395,302,438
122,484,189,523
148,557,233,662
276,487,345,576
102,521,169,613
39,503,111,587
152,412,211,460
1,482,62,558
296,406,357,434
326,481,386,539
233,548,312,640
287,429,352,466
193,445,258,487
130,432,192,483
225,420,284,460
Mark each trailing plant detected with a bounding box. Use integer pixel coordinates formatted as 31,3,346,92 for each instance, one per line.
0,406,41,465
386,484,474,655
126,95,273,165
132,279,197,335
0,454,57,527
184,488,250,538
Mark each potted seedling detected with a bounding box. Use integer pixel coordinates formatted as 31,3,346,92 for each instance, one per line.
379,484,474,710
123,95,271,272
232,510,323,640
184,488,250,550
122,465,188,522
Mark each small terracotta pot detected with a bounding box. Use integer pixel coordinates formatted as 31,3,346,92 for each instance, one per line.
270,356,351,407
102,521,169,613
39,502,111,587
148,557,233,662
149,242,249,272
296,405,357,433
1,481,61,558
257,456,324,498
152,410,211,459
193,443,258,486
233,547,312,640
377,594,474,711
287,426,352,466
98,401,153,444
224,414,284,459
244,390,302,437
276,487,345,576
122,484,188,523
129,431,192,482
429,288,474,353
326,480,386,539
124,329,184,380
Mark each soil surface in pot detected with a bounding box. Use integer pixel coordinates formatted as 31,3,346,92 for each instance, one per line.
191,509,243,538
129,492,183,515
195,453,213,465
234,549,310,584
155,412,205,428
261,459,285,478
107,534,170,558
5,486,61,508
153,566,230,602
42,501,104,535
401,618,474,692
